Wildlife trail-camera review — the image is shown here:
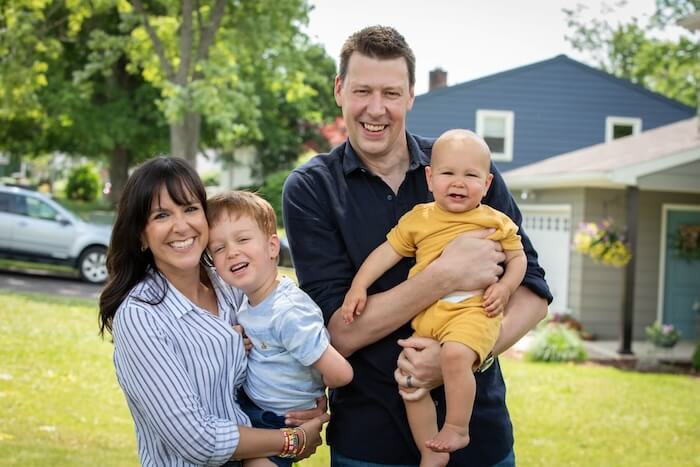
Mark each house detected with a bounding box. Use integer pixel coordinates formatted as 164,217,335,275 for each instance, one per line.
406,55,695,172
503,117,700,343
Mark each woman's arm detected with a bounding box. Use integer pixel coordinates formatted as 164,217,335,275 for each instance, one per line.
234,414,329,460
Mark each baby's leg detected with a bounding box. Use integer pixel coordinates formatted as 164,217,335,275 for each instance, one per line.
403,384,449,467
426,342,478,453
243,458,276,467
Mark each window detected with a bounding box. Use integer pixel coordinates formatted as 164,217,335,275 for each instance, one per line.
25,196,58,221
476,110,514,161
605,116,642,142
0,193,12,213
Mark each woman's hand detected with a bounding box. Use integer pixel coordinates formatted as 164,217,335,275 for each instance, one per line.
394,337,442,401
284,394,328,427
295,413,331,460
232,325,252,352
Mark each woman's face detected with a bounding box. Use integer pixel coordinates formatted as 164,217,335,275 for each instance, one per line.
141,185,209,278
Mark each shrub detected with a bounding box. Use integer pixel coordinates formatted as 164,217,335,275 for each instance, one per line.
692,343,700,372
257,170,289,227
525,323,588,363
65,163,100,202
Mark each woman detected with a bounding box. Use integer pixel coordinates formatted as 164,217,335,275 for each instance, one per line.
99,157,327,466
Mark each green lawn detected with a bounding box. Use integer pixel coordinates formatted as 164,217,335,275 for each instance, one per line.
1,290,698,466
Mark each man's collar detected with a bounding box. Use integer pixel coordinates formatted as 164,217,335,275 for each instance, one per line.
341,132,430,175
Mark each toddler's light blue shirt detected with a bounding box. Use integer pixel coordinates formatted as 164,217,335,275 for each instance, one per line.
238,276,329,415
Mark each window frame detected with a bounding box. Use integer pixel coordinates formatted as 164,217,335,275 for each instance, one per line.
605,116,642,142
475,109,514,162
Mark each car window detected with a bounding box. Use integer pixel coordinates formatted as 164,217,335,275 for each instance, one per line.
25,196,59,221
0,193,12,213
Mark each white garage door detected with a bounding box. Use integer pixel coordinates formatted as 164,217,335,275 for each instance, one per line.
520,205,571,314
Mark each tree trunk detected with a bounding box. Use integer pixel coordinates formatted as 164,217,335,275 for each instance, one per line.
170,111,201,167
109,145,130,206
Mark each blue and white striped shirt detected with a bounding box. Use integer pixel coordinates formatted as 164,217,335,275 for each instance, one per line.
113,268,249,466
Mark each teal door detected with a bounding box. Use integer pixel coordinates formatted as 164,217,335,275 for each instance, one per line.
663,209,700,340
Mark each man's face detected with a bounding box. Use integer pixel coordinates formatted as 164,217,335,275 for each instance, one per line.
334,53,415,161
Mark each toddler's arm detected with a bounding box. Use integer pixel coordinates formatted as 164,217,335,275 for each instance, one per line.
483,249,526,317
341,241,403,324
313,344,353,388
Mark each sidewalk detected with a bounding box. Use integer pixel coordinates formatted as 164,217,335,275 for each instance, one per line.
509,333,695,365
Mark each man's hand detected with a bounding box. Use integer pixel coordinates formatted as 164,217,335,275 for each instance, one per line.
285,395,328,427
483,282,510,317
430,229,505,293
394,337,443,401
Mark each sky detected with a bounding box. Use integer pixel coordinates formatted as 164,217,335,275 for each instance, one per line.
304,0,665,96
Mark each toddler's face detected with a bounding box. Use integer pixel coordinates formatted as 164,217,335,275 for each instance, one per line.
208,214,279,296
426,145,493,213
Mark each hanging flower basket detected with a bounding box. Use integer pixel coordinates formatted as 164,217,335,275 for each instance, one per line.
573,219,632,268
672,225,700,260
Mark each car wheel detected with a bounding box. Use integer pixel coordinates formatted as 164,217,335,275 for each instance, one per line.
78,246,108,284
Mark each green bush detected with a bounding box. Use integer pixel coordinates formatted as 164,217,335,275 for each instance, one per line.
525,323,588,363
692,343,700,371
257,170,289,227
65,163,100,202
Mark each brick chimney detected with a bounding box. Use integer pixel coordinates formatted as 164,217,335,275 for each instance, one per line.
429,68,447,92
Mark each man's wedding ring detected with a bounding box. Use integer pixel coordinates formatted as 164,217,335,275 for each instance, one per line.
406,375,413,388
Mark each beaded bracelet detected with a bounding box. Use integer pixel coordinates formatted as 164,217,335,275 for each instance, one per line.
279,428,301,458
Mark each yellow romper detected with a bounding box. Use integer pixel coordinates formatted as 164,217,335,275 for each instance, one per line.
386,203,523,366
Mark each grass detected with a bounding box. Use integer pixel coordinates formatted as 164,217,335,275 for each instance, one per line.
0,259,78,277
1,290,698,466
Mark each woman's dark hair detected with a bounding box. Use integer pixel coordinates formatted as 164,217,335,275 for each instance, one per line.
98,156,207,337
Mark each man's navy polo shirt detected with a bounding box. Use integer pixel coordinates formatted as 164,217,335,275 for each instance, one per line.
283,133,552,466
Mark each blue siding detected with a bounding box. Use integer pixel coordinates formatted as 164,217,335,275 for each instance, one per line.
407,55,695,171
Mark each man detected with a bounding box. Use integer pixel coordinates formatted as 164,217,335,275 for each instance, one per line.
283,26,551,467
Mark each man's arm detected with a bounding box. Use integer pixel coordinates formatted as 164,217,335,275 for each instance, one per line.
283,168,505,357
492,286,547,355
395,284,548,394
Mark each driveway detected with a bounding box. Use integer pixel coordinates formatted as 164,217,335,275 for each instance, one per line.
0,269,102,300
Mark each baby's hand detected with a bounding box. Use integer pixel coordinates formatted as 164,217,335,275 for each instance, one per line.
232,325,252,352
483,282,510,317
340,287,367,324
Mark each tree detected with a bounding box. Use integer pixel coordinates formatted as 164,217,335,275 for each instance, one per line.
564,0,700,107
0,2,168,202
2,0,339,185
123,0,333,166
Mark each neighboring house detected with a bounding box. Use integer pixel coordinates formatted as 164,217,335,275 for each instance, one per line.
407,55,695,171
503,117,700,342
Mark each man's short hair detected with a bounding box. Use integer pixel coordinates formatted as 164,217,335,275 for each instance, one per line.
207,191,277,237
339,25,415,87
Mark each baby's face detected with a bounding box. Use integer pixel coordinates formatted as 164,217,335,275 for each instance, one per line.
207,214,279,296
426,143,493,213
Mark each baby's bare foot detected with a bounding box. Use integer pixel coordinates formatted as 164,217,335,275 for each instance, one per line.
426,423,470,453
419,450,449,467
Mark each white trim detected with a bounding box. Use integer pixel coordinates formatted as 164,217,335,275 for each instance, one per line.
476,109,514,162
656,204,700,323
519,204,572,214
605,116,642,142
504,145,700,191
611,146,700,185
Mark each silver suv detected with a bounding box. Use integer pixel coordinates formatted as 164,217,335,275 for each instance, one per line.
0,185,111,284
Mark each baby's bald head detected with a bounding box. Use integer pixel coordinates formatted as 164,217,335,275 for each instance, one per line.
432,129,492,172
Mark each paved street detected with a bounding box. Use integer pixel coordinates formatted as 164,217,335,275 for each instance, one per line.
0,269,102,300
